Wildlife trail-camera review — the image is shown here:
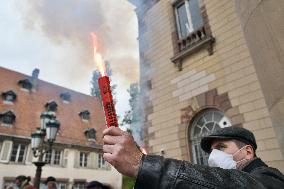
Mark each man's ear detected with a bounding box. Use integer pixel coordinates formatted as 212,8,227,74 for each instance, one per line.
245,145,254,159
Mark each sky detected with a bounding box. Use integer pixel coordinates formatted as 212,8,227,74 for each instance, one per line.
0,0,139,119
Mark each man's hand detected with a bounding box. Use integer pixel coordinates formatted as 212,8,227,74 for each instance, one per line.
102,126,143,178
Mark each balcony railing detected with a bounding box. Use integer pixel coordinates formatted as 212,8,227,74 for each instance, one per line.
171,25,215,71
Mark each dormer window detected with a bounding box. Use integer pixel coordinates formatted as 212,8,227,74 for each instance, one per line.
84,128,96,140
45,100,58,112
0,110,16,126
60,92,71,103
79,110,90,122
18,79,32,91
2,90,17,104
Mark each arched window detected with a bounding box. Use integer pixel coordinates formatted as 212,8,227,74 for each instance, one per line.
189,109,231,165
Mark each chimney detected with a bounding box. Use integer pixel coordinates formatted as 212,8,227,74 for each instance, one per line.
31,68,40,90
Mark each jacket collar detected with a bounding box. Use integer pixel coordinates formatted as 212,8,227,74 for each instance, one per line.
241,158,268,173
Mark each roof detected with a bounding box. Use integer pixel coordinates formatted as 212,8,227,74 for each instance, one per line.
0,66,106,146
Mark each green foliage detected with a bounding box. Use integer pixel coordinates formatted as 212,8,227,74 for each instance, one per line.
122,176,135,189
120,83,140,127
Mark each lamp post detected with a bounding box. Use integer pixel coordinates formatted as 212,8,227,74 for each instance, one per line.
31,112,60,189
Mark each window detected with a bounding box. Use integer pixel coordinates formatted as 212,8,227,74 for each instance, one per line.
175,0,203,39
10,143,27,163
40,180,68,189
73,182,86,189
190,109,231,165
18,79,32,91
43,149,63,166
79,110,90,121
1,90,17,103
176,2,189,39
0,110,16,125
172,0,215,70
45,100,58,112
98,154,107,169
84,128,96,141
44,150,52,164
60,92,71,103
53,150,61,165
79,152,88,168
57,182,68,189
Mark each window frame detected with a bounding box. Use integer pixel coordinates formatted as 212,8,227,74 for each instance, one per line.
79,152,88,168
73,182,86,189
84,128,96,141
2,90,17,104
189,109,232,165
45,100,58,112
57,182,68,189
174,0,203,40
0,110,16,126
18,79,33,92
60,92,71,103
171,0,215,71
98,154,107,169
175,0,194,40
79,110,90,122
9,143,28,164
43,149,63,166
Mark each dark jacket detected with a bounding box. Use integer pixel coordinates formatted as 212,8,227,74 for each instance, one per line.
134,155,284,189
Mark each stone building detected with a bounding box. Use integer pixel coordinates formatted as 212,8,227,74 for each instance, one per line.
0,67,122,189
129,0,284,172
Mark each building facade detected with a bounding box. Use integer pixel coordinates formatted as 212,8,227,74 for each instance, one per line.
0,67,122,189
129,0,284,172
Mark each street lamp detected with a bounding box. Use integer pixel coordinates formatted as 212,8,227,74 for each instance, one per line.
31,112,60,189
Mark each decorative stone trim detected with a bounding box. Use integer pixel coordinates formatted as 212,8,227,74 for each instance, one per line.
180,89,233,124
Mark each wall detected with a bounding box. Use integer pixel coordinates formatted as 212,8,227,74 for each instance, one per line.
0,149,122,189
138,0,284,172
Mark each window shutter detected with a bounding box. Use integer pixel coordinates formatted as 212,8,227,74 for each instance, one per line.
62,149,69,167
0,140,13,163
74,150,79,168
25,144,33,164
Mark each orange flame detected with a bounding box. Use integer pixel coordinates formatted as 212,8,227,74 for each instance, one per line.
91,32,106,76
140,147,148,155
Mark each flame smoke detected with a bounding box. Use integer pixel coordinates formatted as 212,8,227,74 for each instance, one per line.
19,0,138,83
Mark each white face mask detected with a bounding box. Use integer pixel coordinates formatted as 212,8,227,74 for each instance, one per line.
208,146,247,169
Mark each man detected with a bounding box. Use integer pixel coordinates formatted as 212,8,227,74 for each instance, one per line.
45,177,57,189
103,126,284,188
86,181,104,189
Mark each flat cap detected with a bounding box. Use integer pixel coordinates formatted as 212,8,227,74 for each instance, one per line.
201,126,257,153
